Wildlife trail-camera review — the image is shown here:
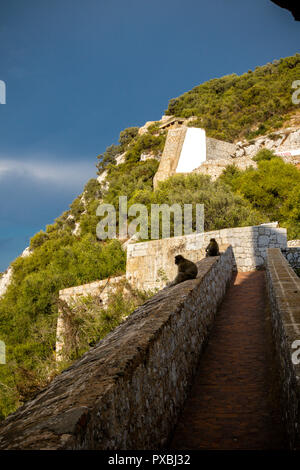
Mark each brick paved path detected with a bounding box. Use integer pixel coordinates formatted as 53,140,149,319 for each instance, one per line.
170,271,288,450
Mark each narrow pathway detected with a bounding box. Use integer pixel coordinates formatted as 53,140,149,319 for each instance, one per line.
170,271,288,450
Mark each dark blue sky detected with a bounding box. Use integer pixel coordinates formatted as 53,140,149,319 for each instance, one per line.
0,0,299,271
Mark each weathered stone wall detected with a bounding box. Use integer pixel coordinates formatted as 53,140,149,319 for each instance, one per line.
56,275,126,360
265,248,300,449
206,136,236,160
153,127,187,188
193,156,256,181
126,224,287,291
0,247,234,450
282,248,300,270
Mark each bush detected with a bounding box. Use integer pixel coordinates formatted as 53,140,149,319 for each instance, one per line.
219,156,300,238
0,233,126,418
118,127,139,147
96,144,122,174
30,231,49,250
59,281,153,361
252,149,277,162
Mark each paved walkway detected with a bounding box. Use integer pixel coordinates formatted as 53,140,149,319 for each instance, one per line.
170,271,288,450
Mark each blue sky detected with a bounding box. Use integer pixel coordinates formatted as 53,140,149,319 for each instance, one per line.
0,0,299,271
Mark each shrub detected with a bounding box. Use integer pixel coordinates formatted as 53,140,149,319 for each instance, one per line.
252,149,277,162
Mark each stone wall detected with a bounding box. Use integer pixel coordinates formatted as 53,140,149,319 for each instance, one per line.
126,224,287,291
265,248,300,449
206,136,236,160
153,127,187,188
193,156,256,181
282,248,300,270
0,247,235,450
56,276,126,360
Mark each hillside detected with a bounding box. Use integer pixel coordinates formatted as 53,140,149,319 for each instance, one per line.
0,54,300,419
165,54,300,141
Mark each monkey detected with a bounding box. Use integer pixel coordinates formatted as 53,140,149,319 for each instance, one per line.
168,255,198,287
205,238,220,257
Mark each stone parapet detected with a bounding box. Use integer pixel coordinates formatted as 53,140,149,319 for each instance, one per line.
126,224,287,290
0,247,234,450
265,248,300,448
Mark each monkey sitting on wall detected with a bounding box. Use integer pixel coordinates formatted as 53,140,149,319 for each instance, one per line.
205,238,220,257
168,255,198,287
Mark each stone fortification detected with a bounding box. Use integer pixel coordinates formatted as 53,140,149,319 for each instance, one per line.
153,127,187,188
194,127,300,180
205,136,236,160
153,126,237,187
155,123,300,183
193,156,256,180
126,224,287,291
0,247,234,450
265,248,300,448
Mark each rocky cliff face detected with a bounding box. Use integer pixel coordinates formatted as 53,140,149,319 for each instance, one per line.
194,126,300,180
0,247,31,297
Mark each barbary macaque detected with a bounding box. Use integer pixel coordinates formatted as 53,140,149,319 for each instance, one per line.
168,255,198,287
205,238,220,257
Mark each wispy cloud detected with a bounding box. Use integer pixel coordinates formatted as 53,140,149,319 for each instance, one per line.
0,156,96,187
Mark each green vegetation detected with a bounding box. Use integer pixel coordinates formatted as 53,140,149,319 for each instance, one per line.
127,173,265,237
96,124,165,173
252,148,278,162
219,155,300,239
59,281,153,362
166,54,300,141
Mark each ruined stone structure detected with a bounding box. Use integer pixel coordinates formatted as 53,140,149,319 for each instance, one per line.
153,125,237,188
153,121,300,185
153,127,187,188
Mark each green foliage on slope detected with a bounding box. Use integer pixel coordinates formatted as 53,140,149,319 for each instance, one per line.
59,282,152,362
219,156,300,238
127,173,266,237
165,54,300,141
96,123,166,173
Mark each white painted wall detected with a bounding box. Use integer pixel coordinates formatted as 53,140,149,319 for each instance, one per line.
176,128,206,173
275,148,300,157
